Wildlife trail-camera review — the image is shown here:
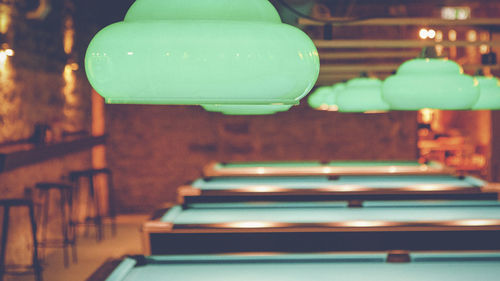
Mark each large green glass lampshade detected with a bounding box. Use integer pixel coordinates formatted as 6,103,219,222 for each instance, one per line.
85,0,320,105
202,104,292,115
472,76,500,110
382,58,479,110
337,78,389,113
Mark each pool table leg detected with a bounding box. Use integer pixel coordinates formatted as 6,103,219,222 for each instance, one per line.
141,229,152,256
29,203,43,281
0,206,9,281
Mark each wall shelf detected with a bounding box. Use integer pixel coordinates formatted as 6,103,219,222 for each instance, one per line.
0,135,106,173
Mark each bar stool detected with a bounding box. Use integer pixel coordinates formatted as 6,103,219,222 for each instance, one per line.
0,199,42,281
69,168,117,241
34,182,77,268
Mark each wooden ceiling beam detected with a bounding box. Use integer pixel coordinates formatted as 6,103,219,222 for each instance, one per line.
319,51,420,59
321,64,399,72
299,17,500,27
321,64,499,75
316,73,393,85
314,40,500,49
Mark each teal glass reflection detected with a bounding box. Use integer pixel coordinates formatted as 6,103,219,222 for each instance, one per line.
85,0,320,105
382,58,479,110
472,76,500,110
337,78,389,113
202,104,292,115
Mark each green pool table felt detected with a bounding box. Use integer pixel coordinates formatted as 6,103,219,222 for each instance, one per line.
110,253,500,281
161,201,500,225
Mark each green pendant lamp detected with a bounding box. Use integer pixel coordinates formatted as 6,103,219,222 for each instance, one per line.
308,84,344,111
308,86,332,110
472,75,500,110
202,104,292,115
322,84,340,111
382,49,479,110
337,77,389,113
323,83,344,111
85,0,320,105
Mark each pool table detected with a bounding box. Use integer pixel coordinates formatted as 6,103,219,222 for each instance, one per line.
178,175,497,204
202,160,454,177
143,201,500,255
87,252,500,281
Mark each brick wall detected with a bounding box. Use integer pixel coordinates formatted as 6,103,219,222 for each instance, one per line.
106,104,418,213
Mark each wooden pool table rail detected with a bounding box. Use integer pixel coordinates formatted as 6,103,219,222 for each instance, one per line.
93,250,496,281
202,161,456,177
177,184,498,204
142,204,500,255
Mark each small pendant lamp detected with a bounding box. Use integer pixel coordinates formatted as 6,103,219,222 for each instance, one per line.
308,86,332,110
201,104,292,115
382,49,479,110
337,76,389,113
308,84,344,111
85,0,320,105
472,74,500,110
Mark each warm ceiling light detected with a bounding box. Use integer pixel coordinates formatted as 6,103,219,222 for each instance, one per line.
419,28,428,39
419,108,436,124
337,77,389,113
435,30,443,42
472,76,500,110
0,50,7,65
441,7,471,20
201,104,292,115
480,45,489,54
467,30,477,42
427,29,436,39
448,29,457,41
85,0,320,105
419,28,436,40
382,58,479,110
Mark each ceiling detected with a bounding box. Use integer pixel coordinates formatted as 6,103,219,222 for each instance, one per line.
273,0,500,85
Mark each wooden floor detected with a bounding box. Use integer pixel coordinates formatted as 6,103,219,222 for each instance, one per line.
12,214,148,281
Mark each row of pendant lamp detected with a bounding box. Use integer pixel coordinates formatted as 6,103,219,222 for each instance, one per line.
84,0,500,115
309,58,500,113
